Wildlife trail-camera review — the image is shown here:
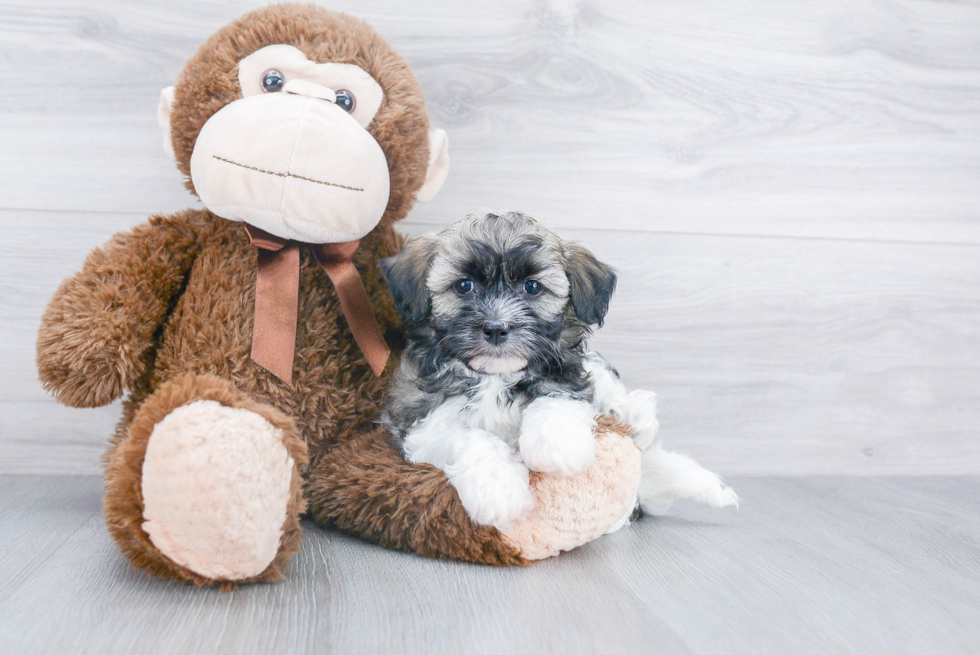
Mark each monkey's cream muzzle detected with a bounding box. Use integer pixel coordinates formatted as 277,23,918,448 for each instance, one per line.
187,59,394,384
189,80,390,244
159,44,449,385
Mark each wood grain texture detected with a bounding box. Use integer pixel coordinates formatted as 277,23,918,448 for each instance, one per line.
1,0,979,475
0,475,102,599
0,0,978,241
1,475,978,654
5,213,977,475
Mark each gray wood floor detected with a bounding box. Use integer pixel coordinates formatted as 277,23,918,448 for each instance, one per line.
1,475,978,655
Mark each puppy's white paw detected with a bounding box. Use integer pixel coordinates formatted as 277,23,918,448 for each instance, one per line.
624,389,660,452
519,397,596,476
582,354,660,452
638,444,738,516
445,432,535,529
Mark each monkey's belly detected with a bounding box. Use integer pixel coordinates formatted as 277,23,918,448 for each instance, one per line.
148,247,389,465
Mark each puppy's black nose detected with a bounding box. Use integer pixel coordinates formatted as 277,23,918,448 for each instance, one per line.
483,321,509,345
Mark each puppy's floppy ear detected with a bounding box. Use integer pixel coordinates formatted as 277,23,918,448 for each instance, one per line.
564,244,617,326
380,235,440,323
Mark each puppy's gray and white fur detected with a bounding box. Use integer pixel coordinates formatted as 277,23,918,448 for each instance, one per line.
380,211,737,530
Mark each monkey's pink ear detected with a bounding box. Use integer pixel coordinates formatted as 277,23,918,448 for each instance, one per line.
416,128,449,202
157,86,176,161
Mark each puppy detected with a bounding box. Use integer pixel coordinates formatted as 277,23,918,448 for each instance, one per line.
380,211,737,530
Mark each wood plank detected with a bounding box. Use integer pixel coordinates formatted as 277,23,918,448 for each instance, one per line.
0,499,689,654
0,0,978,242
0,475,102,599
413,221,980,475
601,476,980,654
4,212,979,475
0,476,978,654
318,524,689,655
0,401,119,474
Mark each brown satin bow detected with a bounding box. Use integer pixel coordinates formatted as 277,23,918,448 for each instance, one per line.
245,224,390,384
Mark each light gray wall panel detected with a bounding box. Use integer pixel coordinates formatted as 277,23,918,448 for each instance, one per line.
1,0,977,241
1,0,978,474
4,214,978,475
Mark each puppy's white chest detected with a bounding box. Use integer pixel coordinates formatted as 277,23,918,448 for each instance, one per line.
463,376,523,446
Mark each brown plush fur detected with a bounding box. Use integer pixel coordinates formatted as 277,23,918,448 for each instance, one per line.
307,429,527,566
104,373,309,588
37,5,529,584
169,3,429,232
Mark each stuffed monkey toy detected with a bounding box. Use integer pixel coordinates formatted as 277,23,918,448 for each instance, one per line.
36,4,641,586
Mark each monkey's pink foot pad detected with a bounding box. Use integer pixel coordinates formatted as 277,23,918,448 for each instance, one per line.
140,400,296,580
503,429,641,560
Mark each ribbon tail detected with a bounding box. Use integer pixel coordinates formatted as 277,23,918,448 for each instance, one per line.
251,243,300,385
315,253,391,377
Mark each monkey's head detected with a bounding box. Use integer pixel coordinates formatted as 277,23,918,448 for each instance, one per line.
158,4,449,243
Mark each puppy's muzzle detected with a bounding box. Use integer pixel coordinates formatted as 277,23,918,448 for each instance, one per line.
483,321,510,346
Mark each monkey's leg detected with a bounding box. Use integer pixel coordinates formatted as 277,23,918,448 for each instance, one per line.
103,373,307,586
305,416,640,565
306,428,526,565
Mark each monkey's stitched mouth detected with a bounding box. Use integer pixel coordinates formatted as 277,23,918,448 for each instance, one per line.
213,156,364,192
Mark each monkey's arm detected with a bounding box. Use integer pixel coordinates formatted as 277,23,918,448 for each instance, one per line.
307,428,528,566
37,211,202,408
306,418,640,565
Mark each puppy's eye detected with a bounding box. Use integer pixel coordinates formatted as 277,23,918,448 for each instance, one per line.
261,69,285,92
334,89,356,113
523,280,542,295
454,279,474,295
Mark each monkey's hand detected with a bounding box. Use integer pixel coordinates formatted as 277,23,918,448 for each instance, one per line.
519,397,597,476
37,212,200,408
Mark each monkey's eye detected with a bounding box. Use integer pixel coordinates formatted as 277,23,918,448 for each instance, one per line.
261,69,285,92
454,279,474,295
523,280,542,295
334,89,356,113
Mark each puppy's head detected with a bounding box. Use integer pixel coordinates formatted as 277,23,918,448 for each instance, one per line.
381,211,616,375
